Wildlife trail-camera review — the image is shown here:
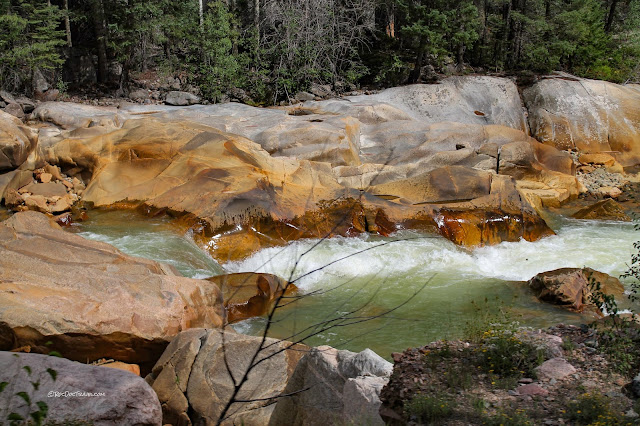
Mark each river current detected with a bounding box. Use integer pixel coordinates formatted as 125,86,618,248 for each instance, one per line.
75,209,638,358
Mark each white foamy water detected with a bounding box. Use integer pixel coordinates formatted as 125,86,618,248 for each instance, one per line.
224,220,636,290
76,210,638,357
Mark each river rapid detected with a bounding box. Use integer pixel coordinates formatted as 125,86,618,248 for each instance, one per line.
74,209,638,358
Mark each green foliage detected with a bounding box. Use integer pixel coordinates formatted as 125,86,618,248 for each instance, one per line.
565,392,626,425
0,358,57,426
403,392,455,424
482,408,534,426
587,269,640,376
478,327,544,384
0,0,66,92
198,1,243,101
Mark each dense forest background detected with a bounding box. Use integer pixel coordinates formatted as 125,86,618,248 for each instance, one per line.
0,0,639,104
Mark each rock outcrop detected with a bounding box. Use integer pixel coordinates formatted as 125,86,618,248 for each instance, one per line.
269,346,393,426
0,110,37,171
146,328,307,425
0,211,224,368
528,267,625,313
524,75,640,167
0,351,161,425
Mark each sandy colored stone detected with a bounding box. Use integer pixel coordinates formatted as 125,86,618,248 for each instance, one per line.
525,76,640,167
0,110,37,171
39,172,52,183
579,153,616,167
0,211,224,368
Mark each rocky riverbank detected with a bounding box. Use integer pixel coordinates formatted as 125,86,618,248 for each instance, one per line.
1,73,639,425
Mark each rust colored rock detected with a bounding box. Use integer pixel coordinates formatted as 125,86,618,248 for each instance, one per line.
572,199,631,221
579,153,616,167
528,267,625,313
207,273,297,323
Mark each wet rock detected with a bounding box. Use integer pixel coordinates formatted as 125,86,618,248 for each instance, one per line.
206,273,296,323
269,345,392,426
534,358,577,381
0,211,224,368
147,328,306,426
0,351,161,425
528,267,625,313
572,199,631,221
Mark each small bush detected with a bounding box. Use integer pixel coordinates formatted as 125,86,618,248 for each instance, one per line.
565,392,626,425
404,393,455,424
478,328,545,382
482,408,534,426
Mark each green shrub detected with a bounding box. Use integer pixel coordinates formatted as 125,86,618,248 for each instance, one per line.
404,393,455,424
564,392,626,425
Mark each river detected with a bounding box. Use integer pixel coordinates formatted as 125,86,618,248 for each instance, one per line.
74,209,637,358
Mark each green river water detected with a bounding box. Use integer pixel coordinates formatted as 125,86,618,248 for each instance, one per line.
72,209,638,358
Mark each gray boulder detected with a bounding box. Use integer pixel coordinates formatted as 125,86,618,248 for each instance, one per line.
146,328,307,426
632,372,640,398
165,91,201,106
0,351,161,425
269,345,392,426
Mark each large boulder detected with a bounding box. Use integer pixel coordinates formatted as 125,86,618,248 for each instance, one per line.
528,267,625,313
146,328,307,425
32,102,126,130
0,351,161,425
269,345,393,426
207,273,297,323
339,76,529,131
524,75,640,167
0,211,224,369
0,110,37,171
165,91,201,106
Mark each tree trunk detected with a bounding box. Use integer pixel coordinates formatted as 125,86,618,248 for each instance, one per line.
605,0,619,33
408,47,425,84
199,0,204,31
89,0,108,83
64,0,72,47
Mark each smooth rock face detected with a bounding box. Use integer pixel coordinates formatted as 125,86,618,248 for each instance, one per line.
524,76,640,167
146,328,307,426
344,76,529,131
0,211,224,367
0,110,37,171
528,267,625,313
268,345,392,426
0,351,161,426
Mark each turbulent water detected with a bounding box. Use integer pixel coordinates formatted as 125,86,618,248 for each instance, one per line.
74,209,638,358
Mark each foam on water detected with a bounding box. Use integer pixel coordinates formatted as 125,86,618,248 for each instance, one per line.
224,220,636,289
